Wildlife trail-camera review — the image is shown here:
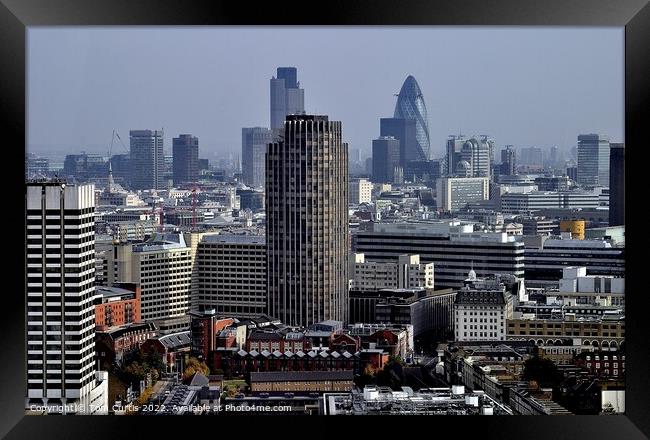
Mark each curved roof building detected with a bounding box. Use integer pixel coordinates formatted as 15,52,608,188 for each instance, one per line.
394,75,431,161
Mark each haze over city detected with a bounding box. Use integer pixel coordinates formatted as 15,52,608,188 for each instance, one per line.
28,26,623,161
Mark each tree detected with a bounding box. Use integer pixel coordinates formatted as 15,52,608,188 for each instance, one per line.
183,357,210,382
522,357,562,389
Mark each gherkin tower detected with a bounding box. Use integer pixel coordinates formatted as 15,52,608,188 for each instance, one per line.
394,75,431,161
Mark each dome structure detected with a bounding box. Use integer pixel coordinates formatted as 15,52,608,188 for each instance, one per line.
394,75,431,161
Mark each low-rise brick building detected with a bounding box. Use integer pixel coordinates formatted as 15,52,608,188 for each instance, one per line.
248,370,354,394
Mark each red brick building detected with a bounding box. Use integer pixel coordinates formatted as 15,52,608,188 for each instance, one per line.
95,283,141,331
95,322,158,368
574,351,625,378
189,310,234,360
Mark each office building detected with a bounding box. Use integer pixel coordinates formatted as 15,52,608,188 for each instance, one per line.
559,219,585,240
106,232,192,323
172,134,199,186
63,153,107,181
350,253,434,291
129,130,165,190
609,143,625,226
577,134,610,187
242,127,273,188
353,222,525,289
270,67,305,135
460,136,493,179
500,191,599,214
197,234,267,319
393,75,430,160
349,178,372,205
516,216,559,236
372,136,401,184
446,135,466,177
266,115,349,326
522,236,625,287
436,177,490,212
380,117,417,166
501,146,516,176
26,182,108,414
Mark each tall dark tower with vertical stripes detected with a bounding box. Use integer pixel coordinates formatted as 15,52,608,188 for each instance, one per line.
266,115,349,326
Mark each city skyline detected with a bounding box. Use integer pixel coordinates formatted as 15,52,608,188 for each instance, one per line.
28,27,623,160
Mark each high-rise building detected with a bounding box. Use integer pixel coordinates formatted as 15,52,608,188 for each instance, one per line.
372,136,401,184
501,146,516,176
242,127,273,188
349,178,373,205
393,75,430,161
380,117,417,166
26,182,108,414
446,135,466,177
172,134,199,186
577,134,610,187
609,143,624,226
460,136,492,178
198,234,267,319
436,177,490,212
106,232,192,324
270,67,305,136
129,130,165,190
266,115,348,326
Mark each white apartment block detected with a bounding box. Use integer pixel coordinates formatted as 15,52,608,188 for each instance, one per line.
349,178,373,205
26,182,108,414
454,277,514,342
107,232,192,322
350,253,434,291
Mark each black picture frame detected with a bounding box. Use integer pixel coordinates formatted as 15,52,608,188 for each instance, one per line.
2,0,648,438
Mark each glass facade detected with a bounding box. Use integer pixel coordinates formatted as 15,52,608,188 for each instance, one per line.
394,75,431,161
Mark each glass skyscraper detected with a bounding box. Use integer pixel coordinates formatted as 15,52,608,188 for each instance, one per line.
270,67,305,137
577,134,610,187
394,75,431,161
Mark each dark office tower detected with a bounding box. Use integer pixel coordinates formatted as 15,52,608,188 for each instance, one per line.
394,75,431,161
446,135,466,176
609,143,625,226
129,130,164,190
109,154,131,184
266,115,348,327
26,182,108,414
172,134,199,186
577,134,610,187
380,117,417,166
567,166,578,182
242,127,273,188
372,136,401,184
270,67,305,136
501,145,516,176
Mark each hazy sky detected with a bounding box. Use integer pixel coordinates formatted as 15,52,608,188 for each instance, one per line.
27,26,624,160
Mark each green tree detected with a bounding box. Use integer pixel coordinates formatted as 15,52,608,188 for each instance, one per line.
523,357,562,388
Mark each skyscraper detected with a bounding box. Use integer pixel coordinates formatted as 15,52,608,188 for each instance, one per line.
577,134,610,187
129,130,165,190
172,134,199,186
393,75,431,161
609,143,625,226
500,145,516,176
446,135,466,176
270,67,305,137
460,136,492,179
26,181,108,414
380,117,417,166
242,127,273,188
266,115,348,326
372,136,401,184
